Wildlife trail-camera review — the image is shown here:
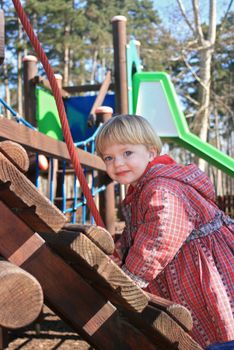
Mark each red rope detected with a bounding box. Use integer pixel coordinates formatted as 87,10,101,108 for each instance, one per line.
12,0,105,227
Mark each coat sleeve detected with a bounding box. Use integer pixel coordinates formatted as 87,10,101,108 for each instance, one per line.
122,187,194,288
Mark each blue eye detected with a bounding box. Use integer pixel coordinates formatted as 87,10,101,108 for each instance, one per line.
103,156,113,163
124,151,133,157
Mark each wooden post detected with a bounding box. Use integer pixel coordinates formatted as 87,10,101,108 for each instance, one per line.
111,16,128,114
23,55,38,126
0,10,4,66
0,260,43,329
0,327,8,350
46,74,61,200
96,106,116,236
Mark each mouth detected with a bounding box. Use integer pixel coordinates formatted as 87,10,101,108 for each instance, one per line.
115,170,130,177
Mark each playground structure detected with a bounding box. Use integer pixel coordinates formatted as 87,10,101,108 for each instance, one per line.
0,5,233,349
0,139,202,350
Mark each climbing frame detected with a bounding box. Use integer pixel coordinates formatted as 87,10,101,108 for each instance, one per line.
0,140,202,350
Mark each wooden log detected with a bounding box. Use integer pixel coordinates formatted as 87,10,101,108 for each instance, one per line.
41,229,203,349
23,56,38,127
0,152,66,233
96,107,116,236
41,229,149,312
122,305,202,350
43,228,149,312
147,292,193,332
0,260,43,329
63,223,115,255
111,16,128,114
0,140,29,173
0,201,158,350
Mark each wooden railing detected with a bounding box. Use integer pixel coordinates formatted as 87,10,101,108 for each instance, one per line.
0,116,115,233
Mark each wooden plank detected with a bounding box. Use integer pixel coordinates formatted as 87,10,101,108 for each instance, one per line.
0,260,43,329
41,229,202,349
0,152,66,233
0,201,158,350
32,76,69,98
122,305,202,350
0,140,29,173
41,229,149,312
63,223,115,255
0,117,106,172
63,82,115,94
0,10,4,66
147,293,193,332
88,70,112,126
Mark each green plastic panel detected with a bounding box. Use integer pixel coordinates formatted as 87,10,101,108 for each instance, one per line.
36,87,63,140
126,40,142,113
133,72,234,177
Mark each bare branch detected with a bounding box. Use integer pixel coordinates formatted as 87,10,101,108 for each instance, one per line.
184,93,200,106
192,0,204,43
216,0,234,36
181,52,208,90
211,90,234,117
176,0,196,35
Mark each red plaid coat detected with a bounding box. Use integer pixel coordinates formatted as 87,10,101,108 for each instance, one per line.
115,155,234,348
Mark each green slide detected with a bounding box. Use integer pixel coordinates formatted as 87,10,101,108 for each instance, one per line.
132,72,234,177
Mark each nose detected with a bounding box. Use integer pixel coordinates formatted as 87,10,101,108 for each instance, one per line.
113,156,124,167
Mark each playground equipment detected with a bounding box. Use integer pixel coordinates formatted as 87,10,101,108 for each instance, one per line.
0,10,4,65
0,140,202,349
132,72,234,177
0,6,233,349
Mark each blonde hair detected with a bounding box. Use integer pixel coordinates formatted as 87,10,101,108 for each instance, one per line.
95,114,162,156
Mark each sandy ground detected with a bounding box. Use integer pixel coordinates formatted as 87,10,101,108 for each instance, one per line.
6,306,92,350
5,223,125,350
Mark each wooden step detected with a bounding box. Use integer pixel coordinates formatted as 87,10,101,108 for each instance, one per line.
0,150,66,233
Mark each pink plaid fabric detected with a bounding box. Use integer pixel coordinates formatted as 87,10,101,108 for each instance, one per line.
116,156,234,348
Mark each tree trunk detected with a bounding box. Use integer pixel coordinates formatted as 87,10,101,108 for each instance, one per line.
63,24,70,86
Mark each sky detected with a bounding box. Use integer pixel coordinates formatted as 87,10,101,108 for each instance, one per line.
153,0,234,33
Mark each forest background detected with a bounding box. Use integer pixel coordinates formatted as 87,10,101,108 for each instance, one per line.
0,0,233,195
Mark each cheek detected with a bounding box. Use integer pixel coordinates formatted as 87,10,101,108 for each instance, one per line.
105,165,114,176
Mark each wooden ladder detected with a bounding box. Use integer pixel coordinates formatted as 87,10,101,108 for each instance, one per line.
0,140,203,350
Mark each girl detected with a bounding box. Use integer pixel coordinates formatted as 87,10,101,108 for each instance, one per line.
95,114,234,348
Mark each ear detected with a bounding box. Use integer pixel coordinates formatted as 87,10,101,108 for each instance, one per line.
148,147,158,161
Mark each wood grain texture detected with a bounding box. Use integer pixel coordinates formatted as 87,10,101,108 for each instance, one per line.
0,152,66,233
0,117,106,172
0,140,29,173
147,292,193,332
42,229,149,312
63,223,115,255
122,305,202,350
0,260,43,329
0,202,158,350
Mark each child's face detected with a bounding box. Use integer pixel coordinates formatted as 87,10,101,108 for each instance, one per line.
101,143,157,186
